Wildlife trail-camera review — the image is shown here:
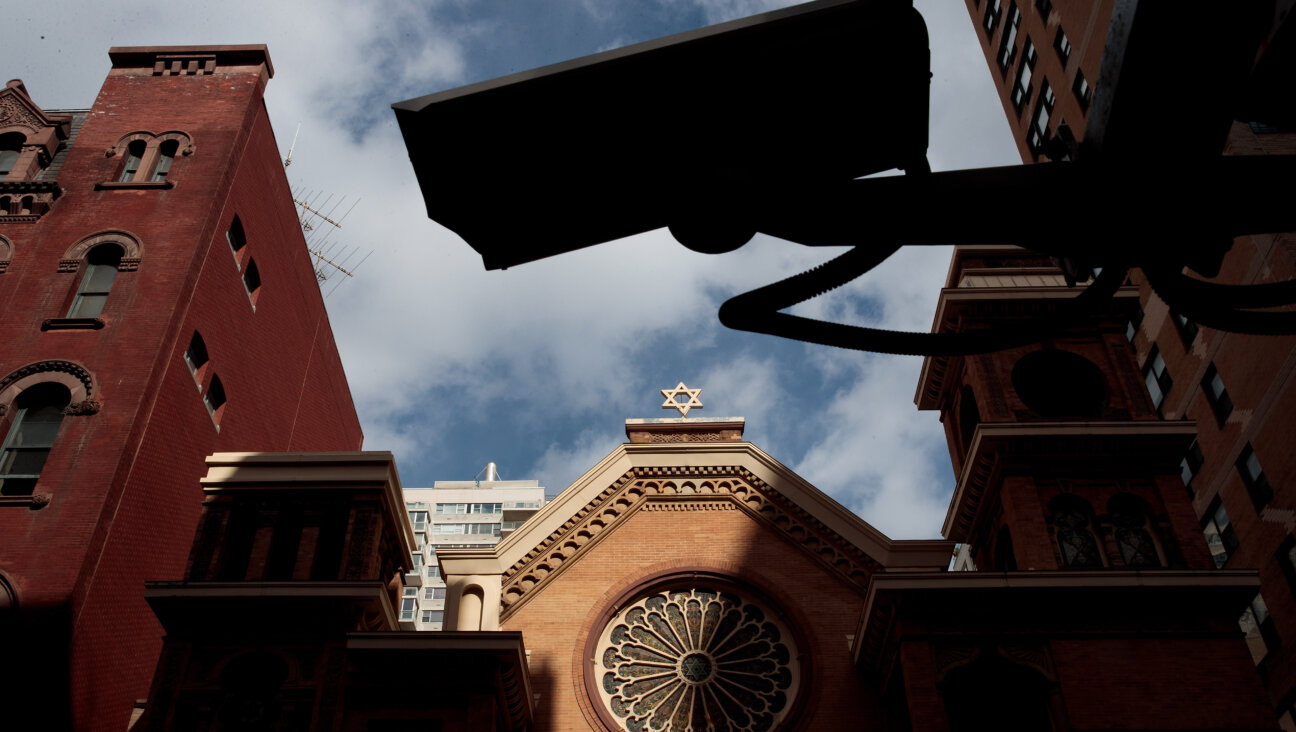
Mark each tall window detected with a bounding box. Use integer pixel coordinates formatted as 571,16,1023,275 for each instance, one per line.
1238,444,1272,512
151,139,179,182
1026,79,1055,154
1108,495,1163,567
1202,498,1239,568
204,374,227,429
0,383,71,496
410,510,428,530
1050,495,1103,567
996,4,1022,73
1201,363,1233,424
1053,27,1071,65
118,139,146,182
1172,311,1198,348
242,259,261,306
0,133,23,179
1073,70,1092,110
1180,439,1205,490
1240,593,1279,664
183,331,209,390
227,216,247,267
1010,38,1037,113
68,244,123,318
1142,345,1172,411
983,0,1003,37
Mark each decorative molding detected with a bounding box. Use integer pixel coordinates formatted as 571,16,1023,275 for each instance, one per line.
41,318,105,331
58,229,144,269
30,493,51,509
57,259,80,273
998,641,1056,681
0,360,95,401
0,94,42,133
153,54,217,76
648,431,723,443
934,644,981,682
63,399,102,416
499,466,883,619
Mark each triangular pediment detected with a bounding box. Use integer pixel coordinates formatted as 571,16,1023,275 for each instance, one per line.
437,441,952,622
0,83,63,136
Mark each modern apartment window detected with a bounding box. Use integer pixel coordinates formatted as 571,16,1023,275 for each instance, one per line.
424,610,444,624
1011,38,1037,112
1073,71,1092,110
1053,27,1071,66
423,587,446,601
403,587,417,598
1238,444,1273,512
1142,345,1172,411
436,502,501,514
996,3,1022,74
983,0,1003,37
1180,439,1204,489
1202,498,1239,568
203,374,227,429
118,139,146,182
68,244,123,318
410,510,428,530
1026,80,1055,154
0,133,22,178
183,331,209,391
242,259,261,308
1201,363,1233,424
400,598,416,621
1240,593,1279,663
1172,311,1198,348
150,139,179,182
421,610,435,623
226,216,246,267
0,383,71,496
427,564,440,579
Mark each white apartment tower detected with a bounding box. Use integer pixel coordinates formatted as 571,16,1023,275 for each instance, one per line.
401,462,546,630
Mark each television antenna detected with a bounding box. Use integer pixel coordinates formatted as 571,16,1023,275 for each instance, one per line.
280,124,373,296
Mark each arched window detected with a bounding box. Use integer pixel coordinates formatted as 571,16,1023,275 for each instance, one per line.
151,139,179,182
1049,495,1104,568
68,244,123,318
0,382,71,496
226,215,247,267
0,133,23,179
204,374,227,429
242,258,261,307
184,331,209,390
1108,494,1163,568
118,139,146,182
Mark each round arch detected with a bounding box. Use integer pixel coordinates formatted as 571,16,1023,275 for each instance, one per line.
58,229,142,272
0,360,98,416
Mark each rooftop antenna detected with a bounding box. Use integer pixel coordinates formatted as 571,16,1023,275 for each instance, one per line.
280,125,373,295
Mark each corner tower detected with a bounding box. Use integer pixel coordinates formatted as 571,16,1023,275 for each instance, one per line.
0,47,362,730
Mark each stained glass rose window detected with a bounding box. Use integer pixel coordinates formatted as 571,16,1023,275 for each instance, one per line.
594,588,800,731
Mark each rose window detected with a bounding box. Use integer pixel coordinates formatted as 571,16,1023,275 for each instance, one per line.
595,588,800,731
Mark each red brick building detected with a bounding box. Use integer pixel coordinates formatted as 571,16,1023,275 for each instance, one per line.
967,1,1296,726
0,46,362,730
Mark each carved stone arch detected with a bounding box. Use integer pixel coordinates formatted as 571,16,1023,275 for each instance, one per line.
934,644,982,683
0,360,98,416
0,571,16,612
0,234,11,273
996,641,1057,682
104,130,157,158
155,129,195,156
58,229,142,272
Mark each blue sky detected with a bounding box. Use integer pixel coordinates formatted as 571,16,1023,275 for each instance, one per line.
10,0,1021,539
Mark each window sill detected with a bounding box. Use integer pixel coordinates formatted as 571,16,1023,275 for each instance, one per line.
95,180,174,190
42,317,105,331
0,493,52,509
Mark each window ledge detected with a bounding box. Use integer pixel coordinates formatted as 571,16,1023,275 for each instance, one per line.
0,493,52,509
42,317,105,331
95,180,174,190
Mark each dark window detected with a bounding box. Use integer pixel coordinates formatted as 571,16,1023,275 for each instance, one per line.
0,382,71,496
183,331,209,389
1278,537,1296,596
1050,495,1103,567
996,4,1022,74
1053,27,1071,65
243,259,261,307
1202,497,1239,568
226,216,246,266
1011,38,1037,112
1201,363,1233,424
1172,311,1198,348
983,0,1003,37
204,374,226,429
1012,348,1106,417
1109,495,1163,567
1126,302,1145,342
1026,80,1055,154
0,133,23,178
1180,439,1205,490
1238,444,1273,513
1142,345,1172,411
151,139,179,182
1035,0,1052,15
118,139,146,182
67,244,123,318
994,525,1018,570
1073,70,1092,110
1240,593,1280,663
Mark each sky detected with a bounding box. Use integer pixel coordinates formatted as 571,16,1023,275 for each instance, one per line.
8,0,1021,539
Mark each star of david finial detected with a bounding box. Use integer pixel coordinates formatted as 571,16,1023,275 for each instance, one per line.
661,382,703,417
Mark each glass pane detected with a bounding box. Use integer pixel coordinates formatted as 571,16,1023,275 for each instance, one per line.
1203,522,1229,568
84,263,118,293
69,293,107,318
0,447,51,476
1144,371,1164,408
